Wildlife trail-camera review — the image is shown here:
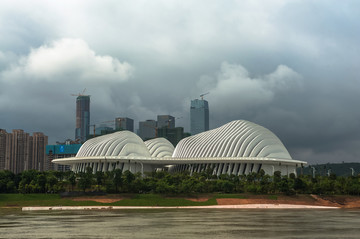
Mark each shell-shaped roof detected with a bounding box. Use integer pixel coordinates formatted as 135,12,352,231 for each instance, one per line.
173,120,292,160
76,131,151,158
144,138,174,158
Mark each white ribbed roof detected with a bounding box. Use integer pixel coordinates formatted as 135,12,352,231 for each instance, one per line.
76,131,151,158
144,138,174,158
76,131,175,159
173,120,292,160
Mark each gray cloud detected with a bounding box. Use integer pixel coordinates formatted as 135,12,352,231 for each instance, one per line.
0,38,134,140
0,0,360,164
2,38,133,83
195,62,302,126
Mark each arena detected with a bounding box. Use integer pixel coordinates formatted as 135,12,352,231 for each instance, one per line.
52,120,306,176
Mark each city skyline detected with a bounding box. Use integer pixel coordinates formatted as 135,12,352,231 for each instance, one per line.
0,1,360,164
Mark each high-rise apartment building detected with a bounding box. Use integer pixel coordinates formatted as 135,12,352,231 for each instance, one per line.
6,129,30,173
0,129,48,173
190,99,209,135
75,95,90,143
115,117,134,132
0,129,7,170
30,132,48,171
157,115,175,129
138,120,157,140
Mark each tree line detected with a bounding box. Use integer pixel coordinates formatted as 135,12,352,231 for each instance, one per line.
1,168,360,195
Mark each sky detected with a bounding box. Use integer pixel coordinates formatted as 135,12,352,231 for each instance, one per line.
0,0,359,164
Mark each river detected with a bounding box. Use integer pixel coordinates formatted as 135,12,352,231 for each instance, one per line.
1,208,360,238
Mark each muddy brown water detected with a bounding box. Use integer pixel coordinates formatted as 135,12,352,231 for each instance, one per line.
1,208,360,238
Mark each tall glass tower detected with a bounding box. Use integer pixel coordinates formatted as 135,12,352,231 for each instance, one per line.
75,95,90,143
190,99,209,135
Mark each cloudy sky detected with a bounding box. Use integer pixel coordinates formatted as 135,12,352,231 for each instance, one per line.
0,0,359,164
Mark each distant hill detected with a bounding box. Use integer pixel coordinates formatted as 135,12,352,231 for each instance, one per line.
297,162,360,177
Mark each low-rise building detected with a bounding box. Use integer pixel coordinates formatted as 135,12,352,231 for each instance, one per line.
46,143,82,172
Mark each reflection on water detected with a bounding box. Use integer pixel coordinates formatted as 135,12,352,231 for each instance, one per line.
1,209,360,239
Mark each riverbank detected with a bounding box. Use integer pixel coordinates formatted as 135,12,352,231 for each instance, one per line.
63,194,360,208
2,193,360,210
22,204,339,211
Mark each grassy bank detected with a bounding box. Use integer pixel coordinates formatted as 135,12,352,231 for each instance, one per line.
0,193,263,207
0,193,220,207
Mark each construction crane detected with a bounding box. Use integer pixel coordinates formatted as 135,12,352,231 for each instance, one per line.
166,116,183,128
200,92,209,100
100,120,115,124
71,88,90,97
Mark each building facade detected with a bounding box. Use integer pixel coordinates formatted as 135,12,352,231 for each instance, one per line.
157,115,175,129
75,95,90,143
138,120,157,140
46,143,82,171
0,129,8,170
0,129,48,173
157,127,185,146
29,132,48,171
6,130,30,173
95,126,115,136
190,99,209,135
115,117,134,132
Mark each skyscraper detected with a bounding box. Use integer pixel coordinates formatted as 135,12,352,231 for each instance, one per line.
0,129,7,170
190,99,209,135
115,117,134,132
138,120,157,140
75,95,90,143
157,115,175,129
6,129,30,173
30,132,48,171
157,127,185,146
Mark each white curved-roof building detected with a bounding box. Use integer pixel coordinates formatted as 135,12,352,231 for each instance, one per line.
52,120,306,176
77,131,151,158
145,138,174,158
173,120,291,159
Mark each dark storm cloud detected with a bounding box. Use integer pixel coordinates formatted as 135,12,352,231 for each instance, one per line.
0,38,133,140
0,0,360,164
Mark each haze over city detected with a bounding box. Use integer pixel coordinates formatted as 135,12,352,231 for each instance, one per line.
0,1,359,165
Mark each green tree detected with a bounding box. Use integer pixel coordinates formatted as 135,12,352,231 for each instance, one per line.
0,170,15,193
67,172,77,191
46,174,58,193
113,169,123,193
36,173,47,193
78,167,94,192
94,171,105,191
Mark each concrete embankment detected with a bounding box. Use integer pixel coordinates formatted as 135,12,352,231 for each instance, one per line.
22,204,339,211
